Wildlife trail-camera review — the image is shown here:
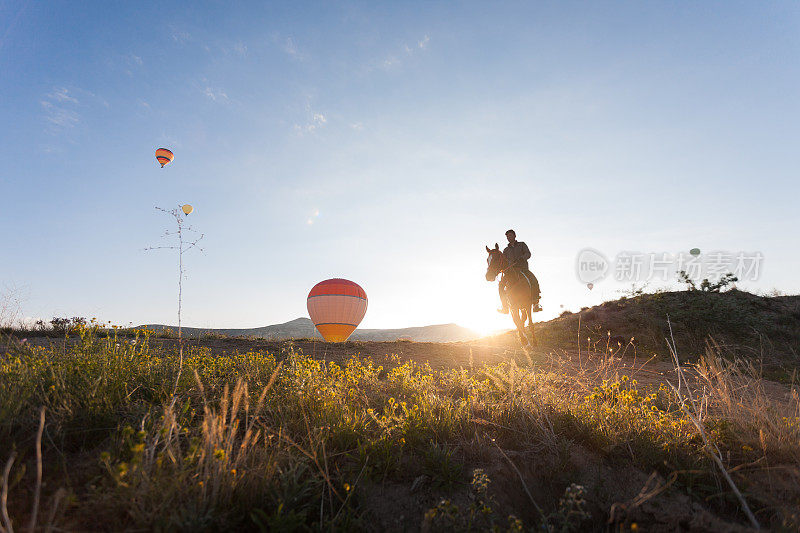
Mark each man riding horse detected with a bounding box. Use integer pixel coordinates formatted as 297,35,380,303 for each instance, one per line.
485,229,542,346
497,229,541,314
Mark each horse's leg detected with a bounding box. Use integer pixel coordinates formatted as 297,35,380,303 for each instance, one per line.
512,308,527,346
526,304,535,344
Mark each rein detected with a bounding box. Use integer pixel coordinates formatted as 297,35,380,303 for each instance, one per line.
491,253,530,290
489,251,509,274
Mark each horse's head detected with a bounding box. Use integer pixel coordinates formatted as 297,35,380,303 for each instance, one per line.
485,243,507,281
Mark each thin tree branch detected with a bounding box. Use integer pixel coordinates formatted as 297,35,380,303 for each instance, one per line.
1,451,16,533
26,407,45,533
490,439,546,522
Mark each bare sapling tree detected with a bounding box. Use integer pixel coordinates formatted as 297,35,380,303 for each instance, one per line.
145,206,203,396
0,285,24,330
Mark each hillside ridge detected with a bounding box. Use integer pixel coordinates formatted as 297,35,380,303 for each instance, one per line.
532,289,800,362
142,290,800,357
142,317,480,343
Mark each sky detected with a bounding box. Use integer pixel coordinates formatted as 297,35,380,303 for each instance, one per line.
1,1,799,335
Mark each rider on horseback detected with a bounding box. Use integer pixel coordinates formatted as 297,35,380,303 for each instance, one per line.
498,229,541,314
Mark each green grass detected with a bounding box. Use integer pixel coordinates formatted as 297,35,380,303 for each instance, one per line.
1,324,798,531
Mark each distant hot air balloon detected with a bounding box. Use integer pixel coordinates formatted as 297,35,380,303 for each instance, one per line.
307,279,367,342
155,148,174,168
587,283,594,290
690,248,701,257
182,204,193,216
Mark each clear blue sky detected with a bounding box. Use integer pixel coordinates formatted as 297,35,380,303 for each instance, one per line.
2,1,799,333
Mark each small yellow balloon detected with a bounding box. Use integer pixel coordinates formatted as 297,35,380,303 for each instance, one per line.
182,204,193,216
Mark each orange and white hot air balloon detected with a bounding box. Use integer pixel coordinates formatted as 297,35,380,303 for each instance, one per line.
155,148,174,167
307,279,367,342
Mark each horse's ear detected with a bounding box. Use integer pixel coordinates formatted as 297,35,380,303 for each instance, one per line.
494,243,499,250
485,245,491,253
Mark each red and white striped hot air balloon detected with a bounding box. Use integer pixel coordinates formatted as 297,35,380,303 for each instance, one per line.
307,279,367,342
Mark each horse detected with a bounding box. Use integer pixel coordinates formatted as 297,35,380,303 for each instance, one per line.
485,243,540,346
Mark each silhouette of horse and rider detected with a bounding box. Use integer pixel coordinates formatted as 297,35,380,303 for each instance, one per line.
485,229,541,346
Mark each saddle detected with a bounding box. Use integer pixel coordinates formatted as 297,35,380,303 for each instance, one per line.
519,269,542,309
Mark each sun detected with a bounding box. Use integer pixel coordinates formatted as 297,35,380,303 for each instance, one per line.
451,289,514,337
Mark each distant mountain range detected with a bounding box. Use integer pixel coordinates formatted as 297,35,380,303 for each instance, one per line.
142,317,481,343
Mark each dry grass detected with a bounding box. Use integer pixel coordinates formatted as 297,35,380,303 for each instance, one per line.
0,324,798,531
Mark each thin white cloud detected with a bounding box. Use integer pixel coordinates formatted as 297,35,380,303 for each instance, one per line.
203,87,228,102
41,104,79,128
282,36,306,61
351,122,364,130
47,87,78,104
382,34,430,70
172,29,190,44
293,108,327,135
40,87,80,132
233,41,247,56
39,86,106,143
122,54,144,77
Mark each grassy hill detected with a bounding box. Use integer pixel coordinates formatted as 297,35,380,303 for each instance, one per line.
534,289,800,364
